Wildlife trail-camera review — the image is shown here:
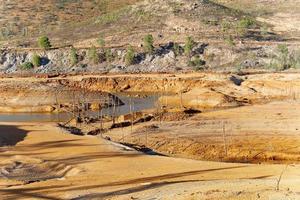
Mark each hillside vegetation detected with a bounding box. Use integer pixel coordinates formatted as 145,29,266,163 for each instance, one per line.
0,0,140,46
0,0,264,48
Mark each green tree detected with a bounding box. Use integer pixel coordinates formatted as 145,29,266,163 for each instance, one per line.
143,34,154,54
70,47,78,66
184,36,195,57
125,45,135,66
32,54,41,67
38,36,51,49
88,46,99,64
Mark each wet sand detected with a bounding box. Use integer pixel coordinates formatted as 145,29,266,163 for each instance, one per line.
0,122,299,199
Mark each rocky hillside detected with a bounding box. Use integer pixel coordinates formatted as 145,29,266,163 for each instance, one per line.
0,0,299,74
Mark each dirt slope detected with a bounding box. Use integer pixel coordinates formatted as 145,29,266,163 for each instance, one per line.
0,0,254,48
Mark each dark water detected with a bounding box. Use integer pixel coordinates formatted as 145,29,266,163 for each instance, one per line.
0,94,158,122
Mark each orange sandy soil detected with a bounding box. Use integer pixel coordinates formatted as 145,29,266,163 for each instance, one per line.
106,101,300,164
0,122,300,200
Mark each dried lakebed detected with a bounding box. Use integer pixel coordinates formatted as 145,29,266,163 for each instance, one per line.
0,73,300,199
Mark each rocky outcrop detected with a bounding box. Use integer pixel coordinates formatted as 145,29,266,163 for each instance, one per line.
0,42,288,74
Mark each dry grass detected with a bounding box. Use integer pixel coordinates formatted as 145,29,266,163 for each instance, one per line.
1,0,298,49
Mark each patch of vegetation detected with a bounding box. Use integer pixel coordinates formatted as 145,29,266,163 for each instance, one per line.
269,44,300,71
188,55,206,71
38,36,51,49
169,1,182,14
221,20,232,38
105,49,114,63
125,45,135,66
173,43,181,57
95,7,130,25
70,47,78,66
32,54,41,67
88,46,99,64
235,17,256,38
143,34,154,54
134,9,153,22
260,24,269,38
224,35,236,47
184,36,195,57
238,17,255,29
20,62,34,70
97,34,105,48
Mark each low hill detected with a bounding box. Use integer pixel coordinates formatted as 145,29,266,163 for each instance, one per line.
0,0,258,48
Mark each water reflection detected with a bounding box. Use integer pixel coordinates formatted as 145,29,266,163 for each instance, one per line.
0,94,158,122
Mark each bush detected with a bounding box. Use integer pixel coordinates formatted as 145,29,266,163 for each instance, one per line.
20,62,34,70
238,17,255,29
70,47,78,66
173,43,181,57
105,49,114,63
236,17,255,37
125,45,135,66
32,54,41,67
143,34,154,54
269,45,300,71
38,36,51,49
224,35,235,47
221,21,232,38
184,36,195,57
97,35,105,48
188,55,206,70
88,46,99,64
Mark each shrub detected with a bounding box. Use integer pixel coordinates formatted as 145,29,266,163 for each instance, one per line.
274,44,289,70
184,36,195,57
291,50,300,69
97,35,105,48
221,21,231,34
20,62,34,70
143,34,154,54
236,17,255,37
38,36,51,49
269,45,300,71
88,46,99,64
224,35,235,47
32,54,41,67
188,55,206,70
260,24,268,38
105,49,114,63
238,17,255,29
173,43,181,57
70,47,78,66
125,45,135,66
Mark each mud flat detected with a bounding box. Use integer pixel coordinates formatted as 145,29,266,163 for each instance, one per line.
0,122,299,200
